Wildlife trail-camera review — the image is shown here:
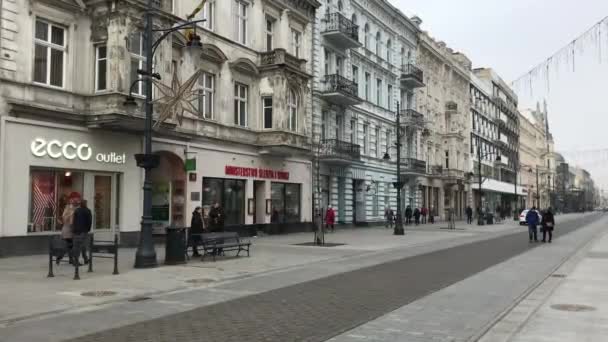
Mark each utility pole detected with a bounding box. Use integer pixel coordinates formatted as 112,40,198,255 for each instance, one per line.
536,167,540,209
477,140,483,225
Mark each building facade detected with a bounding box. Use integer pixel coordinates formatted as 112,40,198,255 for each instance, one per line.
469,69,524,217
312,0,422,225
415,32,472,220
0,0,320,255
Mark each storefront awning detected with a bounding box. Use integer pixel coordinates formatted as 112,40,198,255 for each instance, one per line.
471,179,525,195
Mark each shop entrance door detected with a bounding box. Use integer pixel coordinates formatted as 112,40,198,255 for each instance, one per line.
84,173,117,236
253,181,265,224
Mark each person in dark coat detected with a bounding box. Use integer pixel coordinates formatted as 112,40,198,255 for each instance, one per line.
405,206,413,225
421,207,428,224
541,208,555,243
465,206,473,224
208,202,225,232
413,208,421,225
208,202,225,255
72,199,92,265
190,207,204,257
525,206,540,243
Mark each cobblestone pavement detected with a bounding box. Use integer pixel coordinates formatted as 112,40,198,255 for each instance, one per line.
65,214,602,342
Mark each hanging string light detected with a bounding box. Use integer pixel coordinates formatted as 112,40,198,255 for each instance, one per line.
511,16,608,95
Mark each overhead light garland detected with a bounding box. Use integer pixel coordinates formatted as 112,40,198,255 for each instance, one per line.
511,16,608,96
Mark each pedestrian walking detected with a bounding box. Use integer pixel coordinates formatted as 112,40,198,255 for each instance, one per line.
57,193,78,264
325,206,336,233
405,206,413,225
526,206,540,243
465,206,473,224
429,206,435,224
190,206,204,257
413,207,421,225
384,207,394,228
421,207,428,224
71,199,92,265
541,208,555,243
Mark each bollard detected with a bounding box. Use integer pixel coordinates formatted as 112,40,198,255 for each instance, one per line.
47,237,54,278
113,234,119,275
88,233,94,273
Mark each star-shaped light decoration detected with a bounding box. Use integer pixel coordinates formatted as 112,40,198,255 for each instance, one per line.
151,69,204,129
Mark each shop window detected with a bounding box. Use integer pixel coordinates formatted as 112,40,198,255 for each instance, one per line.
29,169,84,233
202,178,245,226
271,183,301,223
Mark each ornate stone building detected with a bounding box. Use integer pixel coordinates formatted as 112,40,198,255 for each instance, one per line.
415,32,472,219
0,0,320,255
312,0,423,225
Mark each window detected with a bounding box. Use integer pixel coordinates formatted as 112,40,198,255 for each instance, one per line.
263,97,273,129
363,124,369,155
386,39,392,63
387,84,393,110
364,23,370,49
335,114,343,139
321,110,328,140
271,183,301,223
197,72,215,119
234,83,248,126
291,29,302,58
445,150,449,168
364,72,370,101
129,32,146,96
201,0,215,30
350,119,356,143
336,56,343,75
375,127,380,157
351,65,358,83
95,45,107,91
265,17,274,51
34,19,66,87
386,130,391,153
324,49,330,75
372,182,379,216
235,1,248,45
288,89,298,131
401,47,406,67
202,178,245,225
375,31,381,56
376,78,382,106
337,0,343,11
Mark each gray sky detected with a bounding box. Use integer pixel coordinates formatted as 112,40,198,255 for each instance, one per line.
393,0,608,189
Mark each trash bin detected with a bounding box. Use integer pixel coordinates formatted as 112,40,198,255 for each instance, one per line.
485,213,494,225
165,226,187,265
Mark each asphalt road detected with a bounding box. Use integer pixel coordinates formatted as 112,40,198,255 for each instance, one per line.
67,214,602,342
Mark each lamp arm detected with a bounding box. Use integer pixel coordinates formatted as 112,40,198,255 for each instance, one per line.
151,19,207,57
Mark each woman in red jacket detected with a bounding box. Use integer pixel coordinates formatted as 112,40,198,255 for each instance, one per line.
325,206,336,233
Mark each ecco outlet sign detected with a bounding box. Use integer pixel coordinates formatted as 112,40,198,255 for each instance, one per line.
30,138,126,164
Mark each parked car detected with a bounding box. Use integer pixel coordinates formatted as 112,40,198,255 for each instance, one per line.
519,209,541,225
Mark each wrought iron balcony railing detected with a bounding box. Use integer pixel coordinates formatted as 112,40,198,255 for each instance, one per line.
323,74,359,98
400,63,424,87
400,108,425,128
323,13,359,42
319,139,361,161
401,158,427,174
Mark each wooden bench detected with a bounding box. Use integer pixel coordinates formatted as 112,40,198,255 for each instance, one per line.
194,232,251,261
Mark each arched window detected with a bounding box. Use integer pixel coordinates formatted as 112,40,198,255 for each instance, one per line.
386,39,392,63
338,0,343,11
364,23,370,49
375,31,381,56
288,89,298,131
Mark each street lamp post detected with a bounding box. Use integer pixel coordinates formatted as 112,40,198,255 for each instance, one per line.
475,140,501,225
383,102,404,235
131,0,204,268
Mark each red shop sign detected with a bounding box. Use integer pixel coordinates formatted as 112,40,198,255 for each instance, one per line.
225,165,289,180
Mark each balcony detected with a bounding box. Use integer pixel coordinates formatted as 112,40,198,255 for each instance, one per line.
322,13,361,50
400,109,426,129
442,168,465,184
445,101,458,114
257,130,311,157
259,49,310,78
400,64,425,88
400,158,427,176
320,74,362,106
318,139,361,165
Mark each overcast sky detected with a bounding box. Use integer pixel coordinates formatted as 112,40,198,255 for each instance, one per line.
393,0,608,189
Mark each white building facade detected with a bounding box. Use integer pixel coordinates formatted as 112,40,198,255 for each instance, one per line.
0,0,320,255
313,0,423,225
